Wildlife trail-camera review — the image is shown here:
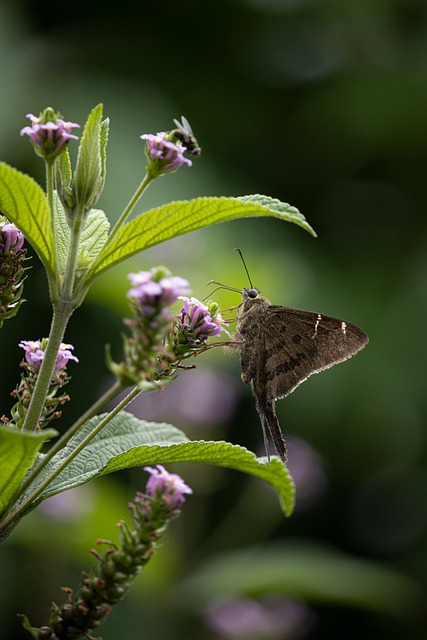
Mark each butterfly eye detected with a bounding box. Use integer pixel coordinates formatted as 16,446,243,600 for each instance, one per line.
247,288,259,299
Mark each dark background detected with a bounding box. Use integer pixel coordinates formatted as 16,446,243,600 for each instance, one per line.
1,1,427,638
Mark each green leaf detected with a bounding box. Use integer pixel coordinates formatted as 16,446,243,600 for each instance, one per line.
0,427,57,518
53,194,110,275
91,195,315,278
99,117,109,197
73,104,104,213
104,441,294,516
19,412,295,516
76,207,110,272
179,541,421,617
0,162,54,273
54,146,73,207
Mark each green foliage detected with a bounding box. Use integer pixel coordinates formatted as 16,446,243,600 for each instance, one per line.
54,145,72,208
0,162,53,274
91,195,314,278
53,195,110,276
0,427,57,519
72,103,107,214
18,411,295,517
180,541,421,617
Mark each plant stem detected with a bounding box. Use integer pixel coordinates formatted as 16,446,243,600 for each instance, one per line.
21,307,70,431
16,379,127,498
46,158,59,283
21,158,76,432
22,194,88,432
1,386,141,536
108,172,153,242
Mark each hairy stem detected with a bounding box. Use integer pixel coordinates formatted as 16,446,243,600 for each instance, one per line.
0,386,141,536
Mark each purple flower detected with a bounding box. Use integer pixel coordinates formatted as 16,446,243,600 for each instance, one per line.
204,596,315,639
141,132,192,172
179,296,230,341
21,110,79,157
144,464,192,510
0,222,25,253
55,343,79,370
127,268,191,314
19,339,79,372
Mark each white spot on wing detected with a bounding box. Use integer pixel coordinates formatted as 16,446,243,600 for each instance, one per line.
312,314,322,339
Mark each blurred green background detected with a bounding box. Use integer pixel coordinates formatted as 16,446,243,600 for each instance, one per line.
1,0,427,638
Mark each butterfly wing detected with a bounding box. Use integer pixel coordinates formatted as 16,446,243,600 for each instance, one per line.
264,306,369,401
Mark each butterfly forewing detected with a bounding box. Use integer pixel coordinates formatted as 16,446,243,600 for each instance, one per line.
264,305,369,399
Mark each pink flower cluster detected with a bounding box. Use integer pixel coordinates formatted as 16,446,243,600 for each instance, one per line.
20,113,80,155
141,132,192,172
127,268,190,315
144,464,192,510
179,296,230,341
19,340,79,372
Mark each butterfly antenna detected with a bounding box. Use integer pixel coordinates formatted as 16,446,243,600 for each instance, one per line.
203,280,241,301
234,248,254,289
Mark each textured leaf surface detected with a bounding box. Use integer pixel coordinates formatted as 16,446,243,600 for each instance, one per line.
0,428,57,517
92,195,315,277
73,104,104,209
53,195,110,275
20,412,295,516
0,162,53,272
103,440,295,516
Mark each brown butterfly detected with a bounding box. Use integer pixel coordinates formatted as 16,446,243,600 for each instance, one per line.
213,251,369,462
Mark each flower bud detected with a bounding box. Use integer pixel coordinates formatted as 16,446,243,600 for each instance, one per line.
20,108,79,160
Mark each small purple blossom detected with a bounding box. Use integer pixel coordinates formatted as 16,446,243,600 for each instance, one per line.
20,111,79,157
179,296,230,341
144,464,192,510
0,222,25,253
141,132,192,172
19,339,79,372
127,268,191,314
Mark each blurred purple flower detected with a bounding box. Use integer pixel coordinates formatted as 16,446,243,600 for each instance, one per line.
39,486,94,521
285,436,328,511
144,464,193,510
179,296,230,341
127,269,190,315
141,132,192,172
20,110,79,156
19,339,79,372
127,367,239,427
204,596,316,639
0,222,25,253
